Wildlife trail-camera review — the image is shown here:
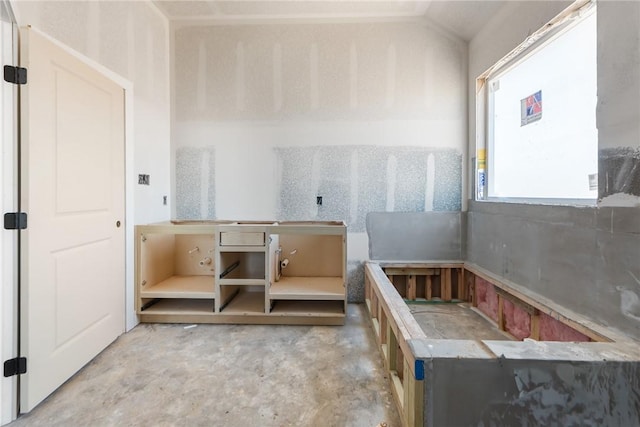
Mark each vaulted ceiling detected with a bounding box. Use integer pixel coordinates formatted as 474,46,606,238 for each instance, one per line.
153,1,506,41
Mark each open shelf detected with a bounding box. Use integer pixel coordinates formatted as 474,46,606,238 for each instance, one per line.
270,276,344,300
140,298,214,314
218,252,265,280
221,290,265,314
140,275,215,299
269,300,344,316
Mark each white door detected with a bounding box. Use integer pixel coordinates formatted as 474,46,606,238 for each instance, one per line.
19,27,125,412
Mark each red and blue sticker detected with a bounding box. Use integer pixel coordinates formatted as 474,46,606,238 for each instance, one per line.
521,90,542,126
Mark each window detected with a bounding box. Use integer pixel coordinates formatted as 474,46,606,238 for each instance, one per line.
479,6,597,203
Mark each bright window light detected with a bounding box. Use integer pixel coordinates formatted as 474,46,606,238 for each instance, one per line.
486,10,597,202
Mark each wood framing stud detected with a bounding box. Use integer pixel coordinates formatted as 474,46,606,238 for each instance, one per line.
457,268,465,300
530,309,541,340
442,268,452,301
497,295,505,331
407,275,417,300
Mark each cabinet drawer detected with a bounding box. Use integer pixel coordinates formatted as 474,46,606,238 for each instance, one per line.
220,232,265,246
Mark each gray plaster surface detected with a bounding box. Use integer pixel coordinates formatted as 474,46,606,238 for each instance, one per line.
9,305,399,427
467,201,640,341
410,339,494,360
427,358,640,427
407,303,508,341
484,340,640,361
367,212,462,261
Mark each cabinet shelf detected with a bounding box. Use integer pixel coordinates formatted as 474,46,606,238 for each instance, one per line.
270,276,344,300
218,246,266,253
140,275,215,299
270,300,344,316
221,290,265,315
219,278,265,286
140,298,214,314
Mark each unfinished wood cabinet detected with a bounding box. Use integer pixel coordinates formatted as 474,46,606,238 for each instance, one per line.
216,222,274,316
135,220,346,325
268,222,347,320
136,223,218,316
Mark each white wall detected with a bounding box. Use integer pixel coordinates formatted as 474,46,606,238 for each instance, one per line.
171,20,468,298
10,1,172,330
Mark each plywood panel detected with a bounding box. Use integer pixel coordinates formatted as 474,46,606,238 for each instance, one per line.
140,233,175,287
279,234,342,277
174,234,216,276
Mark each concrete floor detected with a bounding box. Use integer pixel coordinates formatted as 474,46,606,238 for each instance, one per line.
9,304,399,427
408,302,510,340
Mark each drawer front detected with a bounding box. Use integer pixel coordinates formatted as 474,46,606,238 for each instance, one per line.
220,232,265,246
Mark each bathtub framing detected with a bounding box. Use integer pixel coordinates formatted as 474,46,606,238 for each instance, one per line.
364,261,633,427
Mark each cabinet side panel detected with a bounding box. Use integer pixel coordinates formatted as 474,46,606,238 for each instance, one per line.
140,233,176,287
280,234,343,277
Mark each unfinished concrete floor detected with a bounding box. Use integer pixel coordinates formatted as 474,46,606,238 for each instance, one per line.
9,304,399,427
408,302,510,340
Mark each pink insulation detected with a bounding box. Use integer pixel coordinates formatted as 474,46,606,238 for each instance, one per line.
539,312,591,342
503,299,531,340
475,277,499,322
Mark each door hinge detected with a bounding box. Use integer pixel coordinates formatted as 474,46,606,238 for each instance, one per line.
3,357,27,377
3,212,27,230
3,65,27,85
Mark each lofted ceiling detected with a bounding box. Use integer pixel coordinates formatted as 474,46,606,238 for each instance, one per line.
153,1,506,41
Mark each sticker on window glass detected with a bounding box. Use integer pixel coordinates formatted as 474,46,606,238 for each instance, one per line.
521,90,542,126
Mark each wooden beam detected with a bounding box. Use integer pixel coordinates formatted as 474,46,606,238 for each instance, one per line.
464,262,618,342
497,294,505,331
384,268,439,276
407,275,416,301
404,359,424,427
457,268,465,300
426,275,433,300
442,268,452,301
530,310,540,340
495,287,536,315
378,262,463,269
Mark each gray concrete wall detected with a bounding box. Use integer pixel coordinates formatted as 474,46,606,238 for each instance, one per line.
367,212,462,261
412,339,640,427
467,201,640,341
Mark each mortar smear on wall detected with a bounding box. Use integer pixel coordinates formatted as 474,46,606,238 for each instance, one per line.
276,145,462,232
176,146,215,219
599,147,640,201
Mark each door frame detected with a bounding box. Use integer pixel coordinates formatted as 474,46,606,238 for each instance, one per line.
1,1,18,423
3,26,136,423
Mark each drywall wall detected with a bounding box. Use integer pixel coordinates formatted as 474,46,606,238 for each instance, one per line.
172,20,467,300
11,0,171,330
12,1,171,225
412,339,640,426
467,2,640,340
